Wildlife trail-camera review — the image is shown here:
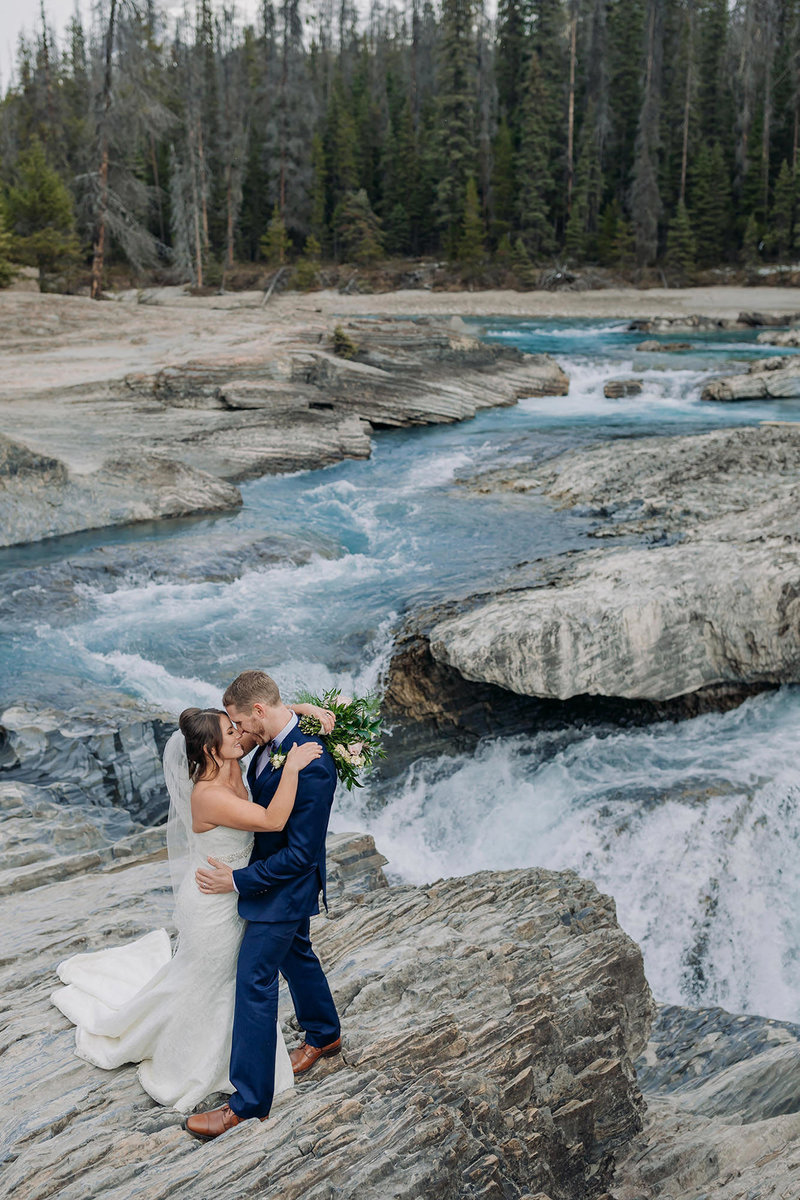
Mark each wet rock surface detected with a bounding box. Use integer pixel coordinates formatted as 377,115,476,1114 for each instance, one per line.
603,378,643,399
702,356,800,401
386,425,800,730
615,1004,800,1199
0,846,652,1200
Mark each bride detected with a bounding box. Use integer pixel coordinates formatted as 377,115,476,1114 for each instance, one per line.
50,700,333,1113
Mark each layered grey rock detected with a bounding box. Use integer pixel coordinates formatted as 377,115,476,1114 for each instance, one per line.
0,692,173,823
388,425,800,720
603,378,643,398
0,434,243,548
702,356,800,401
427,540,800,702
0,848,652,1200
0,313,568,547
615,1004,800,1199
630,312,800,333
635,340,692,352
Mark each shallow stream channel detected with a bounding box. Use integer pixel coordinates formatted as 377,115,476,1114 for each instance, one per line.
3,317,800,1020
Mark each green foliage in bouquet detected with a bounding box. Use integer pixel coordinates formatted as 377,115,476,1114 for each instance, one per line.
296,688,385,790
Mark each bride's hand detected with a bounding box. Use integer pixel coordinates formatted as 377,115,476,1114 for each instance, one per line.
285,742,323,772
309,705,335,734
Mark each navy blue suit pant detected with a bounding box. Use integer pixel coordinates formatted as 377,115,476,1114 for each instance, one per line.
228,917,340,1119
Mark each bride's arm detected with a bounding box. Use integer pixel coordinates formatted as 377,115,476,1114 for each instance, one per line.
290,702,336,734
192,743,323,833
234,704,333,757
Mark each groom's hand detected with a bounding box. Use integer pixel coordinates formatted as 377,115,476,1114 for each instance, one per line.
196,856,235,894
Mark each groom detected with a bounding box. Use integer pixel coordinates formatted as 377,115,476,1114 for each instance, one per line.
185,669,341,1141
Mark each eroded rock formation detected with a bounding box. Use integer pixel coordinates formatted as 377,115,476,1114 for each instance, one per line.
386,426,800,735
0,312,568,547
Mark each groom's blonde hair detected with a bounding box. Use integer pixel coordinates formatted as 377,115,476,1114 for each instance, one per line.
223,670,281,712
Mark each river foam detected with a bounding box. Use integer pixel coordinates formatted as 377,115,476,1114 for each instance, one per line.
335,687,800,1021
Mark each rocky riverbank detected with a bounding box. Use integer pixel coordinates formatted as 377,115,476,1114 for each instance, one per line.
0,293,567,547
0,799,652,1199
385,423,800,743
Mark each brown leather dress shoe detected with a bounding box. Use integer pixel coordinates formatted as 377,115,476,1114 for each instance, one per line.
184,1103,245,1141
290,1036,342,1076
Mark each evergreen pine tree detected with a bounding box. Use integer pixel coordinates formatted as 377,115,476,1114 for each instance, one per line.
334,188,384,263
516,53,555,257
742,212,761,269
260,203,291,264
435,0,477,258
6,139,81,288
596,199,620,265
565,110,603,263
612,213,636,267
385,204,412,256
291,233,321,289
310,133,328,247
770,159,794,259
490,117,516,244
0,206,17,287
495,0,530,135
495,231,513,266
381,89,418,256
511,235,537,286
459,176,485,276
665,199,696,279
690,141,732,266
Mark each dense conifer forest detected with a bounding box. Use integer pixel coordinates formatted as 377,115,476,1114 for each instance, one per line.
1,0,799,291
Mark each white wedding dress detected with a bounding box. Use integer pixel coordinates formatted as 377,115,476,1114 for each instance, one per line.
51,742,294,1114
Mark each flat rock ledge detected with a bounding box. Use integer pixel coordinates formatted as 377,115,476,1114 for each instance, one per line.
385,425,800,738
0,315,567,548
0,847,652,1200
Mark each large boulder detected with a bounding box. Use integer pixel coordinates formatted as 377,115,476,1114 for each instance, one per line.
427,540,800,703
387,425,800,724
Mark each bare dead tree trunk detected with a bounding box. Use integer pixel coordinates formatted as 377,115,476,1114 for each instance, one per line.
91,0,118,300
188,123,204,287
225,164,235,268
196,119,210,251
39,0,57,136
566,6,578,215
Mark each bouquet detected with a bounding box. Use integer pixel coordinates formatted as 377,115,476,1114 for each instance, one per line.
296,688,385,790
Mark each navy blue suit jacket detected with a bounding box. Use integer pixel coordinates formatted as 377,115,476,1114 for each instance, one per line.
232,726,337,922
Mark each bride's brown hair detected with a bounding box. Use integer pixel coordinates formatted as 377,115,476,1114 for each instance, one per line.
179,708,228,782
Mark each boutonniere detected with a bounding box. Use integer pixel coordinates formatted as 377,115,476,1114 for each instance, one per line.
270,750,287,771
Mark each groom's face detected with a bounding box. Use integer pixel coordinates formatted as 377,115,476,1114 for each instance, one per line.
226,701,268,743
